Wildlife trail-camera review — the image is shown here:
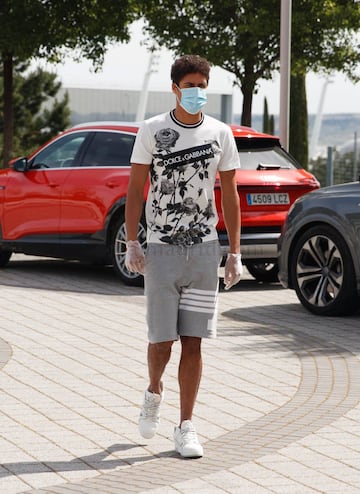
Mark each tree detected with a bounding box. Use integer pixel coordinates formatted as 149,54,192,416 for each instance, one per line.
291,0,360,81
0,0,138,167
288,0,359,167
310,150,359,187
0,65,71,161
289,74,308,167
142,0,280,127
142,0,360,129
262,97,274,135
263,97,269,134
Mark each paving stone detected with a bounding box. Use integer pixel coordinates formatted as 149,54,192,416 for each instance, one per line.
0,255,359,493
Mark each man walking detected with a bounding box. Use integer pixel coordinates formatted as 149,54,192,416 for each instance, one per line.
125,54,242,458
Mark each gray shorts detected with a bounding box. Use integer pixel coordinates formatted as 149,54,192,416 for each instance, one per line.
144,241,222,343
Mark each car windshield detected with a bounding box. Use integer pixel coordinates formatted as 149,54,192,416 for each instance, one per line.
235,138,300,170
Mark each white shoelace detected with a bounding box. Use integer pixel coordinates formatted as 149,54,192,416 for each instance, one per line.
141,396,160,419
180,425,198,443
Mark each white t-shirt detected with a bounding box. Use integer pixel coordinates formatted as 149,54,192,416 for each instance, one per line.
130,110,240,245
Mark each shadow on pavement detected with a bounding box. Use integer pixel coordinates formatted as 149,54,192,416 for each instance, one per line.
0,443,178,479
219,277,284,292
0,257,285,296
0,258,142,296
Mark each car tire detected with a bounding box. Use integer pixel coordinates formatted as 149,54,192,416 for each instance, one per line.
245,261,279,283
110,214,147,286
0,248,12,267
291,225,358,316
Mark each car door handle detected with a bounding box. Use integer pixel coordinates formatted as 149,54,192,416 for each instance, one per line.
48,183,60,188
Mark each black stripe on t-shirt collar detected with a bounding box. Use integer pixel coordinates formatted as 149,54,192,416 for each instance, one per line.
170,109,204,128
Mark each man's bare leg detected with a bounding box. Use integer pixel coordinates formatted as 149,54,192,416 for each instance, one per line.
178,336,202,424
139,341,173,439
147,341,173,394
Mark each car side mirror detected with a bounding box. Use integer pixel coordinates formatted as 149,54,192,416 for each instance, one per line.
12,157,28,172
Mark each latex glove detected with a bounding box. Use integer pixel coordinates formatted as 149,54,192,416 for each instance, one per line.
224,253,243,290
125,240,145,275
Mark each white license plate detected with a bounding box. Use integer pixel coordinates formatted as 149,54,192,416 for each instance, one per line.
246,192,290,205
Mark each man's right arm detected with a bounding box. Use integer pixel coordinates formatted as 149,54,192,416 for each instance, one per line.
125,163,150,241
124,163,150,274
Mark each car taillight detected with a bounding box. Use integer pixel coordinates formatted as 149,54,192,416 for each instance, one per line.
300,177,320,187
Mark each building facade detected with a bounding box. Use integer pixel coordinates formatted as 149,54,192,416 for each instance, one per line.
57,87,233,125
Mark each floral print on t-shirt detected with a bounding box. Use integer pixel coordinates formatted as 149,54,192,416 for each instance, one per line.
148,127,220,246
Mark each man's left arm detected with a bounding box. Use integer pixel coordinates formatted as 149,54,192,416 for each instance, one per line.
219,169,240,254
219,169,242,289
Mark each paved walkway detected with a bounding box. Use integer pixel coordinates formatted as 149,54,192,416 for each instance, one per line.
0,254,360,493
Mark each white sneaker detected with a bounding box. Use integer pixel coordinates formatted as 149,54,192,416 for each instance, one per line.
138,389,163,439
174,420,203,458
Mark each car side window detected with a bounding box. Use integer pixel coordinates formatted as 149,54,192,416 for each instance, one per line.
30,132,88,169
81,131,135,167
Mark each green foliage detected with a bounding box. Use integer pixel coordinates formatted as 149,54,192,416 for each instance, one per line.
0,0,139,166
310,156,326,186
142,0,360,126
0,0,137,65
291,0,360,82
263,97,269,133
269,115,275,135
0,65,70,159
289,73,308,168
142,0,279,126
310,150,360,187
262,97,274,134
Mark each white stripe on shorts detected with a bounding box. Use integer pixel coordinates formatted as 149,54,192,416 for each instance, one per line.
179,287,218,314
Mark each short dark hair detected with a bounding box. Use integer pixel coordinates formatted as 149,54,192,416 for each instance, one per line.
171,55,211,86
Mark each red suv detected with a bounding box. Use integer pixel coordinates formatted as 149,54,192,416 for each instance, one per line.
0,122,319,285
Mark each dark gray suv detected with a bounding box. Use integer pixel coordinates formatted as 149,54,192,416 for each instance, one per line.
278,181,360,316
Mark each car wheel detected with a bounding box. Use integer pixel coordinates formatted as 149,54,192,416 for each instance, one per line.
291,225,358,316
111,214,146,286
0,248,12,267
245,262,279,282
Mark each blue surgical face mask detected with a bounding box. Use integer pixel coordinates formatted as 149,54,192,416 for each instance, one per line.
176,85,207,115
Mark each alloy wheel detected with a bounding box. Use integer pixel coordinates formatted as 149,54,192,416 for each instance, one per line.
295,234,343,308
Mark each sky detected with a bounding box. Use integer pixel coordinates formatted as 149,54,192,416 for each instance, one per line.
33,20,360,117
